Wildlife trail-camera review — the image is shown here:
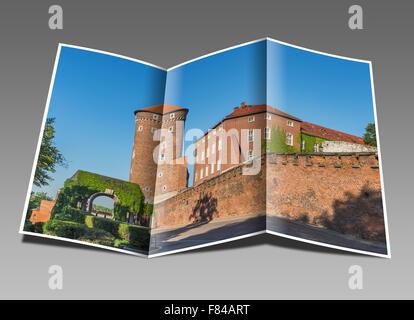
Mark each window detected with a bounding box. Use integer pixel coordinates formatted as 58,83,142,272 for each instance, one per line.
151,127,156,134
248,150,253,160
144,186,150,192
138,125,143,132
264,114,271,120
265,127,270,140
248,130,254,142
211,163,215,173
158,172,163,177
160,153,165,161
212,143,215,154
314,143,319,152
205,166,209,177
218,138,222,151
287,120,294,127
301,140,306,151
195,172,198,181
207,147,209,158
162,185,167,191
217,159,221,171
168,126,174,132
170,113,175,119
219,125,224,132
286,133,293,146
201,151,205,161
248,116,255,122
200,169,203,179
153,114,159,120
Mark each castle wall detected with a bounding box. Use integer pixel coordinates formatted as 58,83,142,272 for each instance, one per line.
153,152,385,243
153,158,266,228
321,140,377,153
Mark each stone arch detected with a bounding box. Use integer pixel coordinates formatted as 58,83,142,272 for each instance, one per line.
86,189,120,217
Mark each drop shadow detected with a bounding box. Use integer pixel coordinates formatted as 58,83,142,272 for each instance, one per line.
177,232,361,257
21,233,145,257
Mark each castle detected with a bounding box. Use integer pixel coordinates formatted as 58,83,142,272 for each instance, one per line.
31,101,385,244
130,102,370,203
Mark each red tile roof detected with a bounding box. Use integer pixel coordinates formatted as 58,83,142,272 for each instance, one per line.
301,121,365,145
134,104,188,115
226,104,302,121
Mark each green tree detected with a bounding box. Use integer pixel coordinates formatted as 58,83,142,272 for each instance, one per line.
34,117,67,187
363,123,377,147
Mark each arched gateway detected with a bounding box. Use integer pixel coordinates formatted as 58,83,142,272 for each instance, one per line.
85,189,120,219
58,170,146,225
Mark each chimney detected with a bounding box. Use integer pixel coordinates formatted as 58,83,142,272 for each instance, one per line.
241,102,246,108
234,106,239,112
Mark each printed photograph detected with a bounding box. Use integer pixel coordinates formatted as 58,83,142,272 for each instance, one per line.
21,45,167,256
20,39,389,258
265,39,388,256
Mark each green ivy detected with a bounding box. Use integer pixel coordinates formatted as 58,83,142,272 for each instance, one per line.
298,132,328,152
53,170,145,222
265,126,298,153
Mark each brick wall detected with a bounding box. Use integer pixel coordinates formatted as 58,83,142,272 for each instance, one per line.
193,110,302,186
30,200,56,223
153,152,385,242
266,152,385,242
153,158,266,228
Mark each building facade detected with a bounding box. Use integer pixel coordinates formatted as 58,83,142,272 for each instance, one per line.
193,102,367,185
131,102,368,194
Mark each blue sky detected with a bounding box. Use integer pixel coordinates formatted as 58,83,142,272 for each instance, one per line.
33,46,166,198
266,40,374,136
165,39,374,184
33,40,375,197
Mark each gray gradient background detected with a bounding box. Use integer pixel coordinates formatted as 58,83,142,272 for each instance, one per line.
0,0,412,299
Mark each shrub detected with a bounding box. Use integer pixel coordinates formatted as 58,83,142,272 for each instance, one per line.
52,206,91,224
43,220,114,242
43,220,86,239
78,238,115,247
23,221,44,233
142,203,154,216
118,224,150,249
85,216,120,238
64,206,91,223
114,239,129,248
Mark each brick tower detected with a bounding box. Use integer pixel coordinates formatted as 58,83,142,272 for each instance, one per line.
129,104,189,203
